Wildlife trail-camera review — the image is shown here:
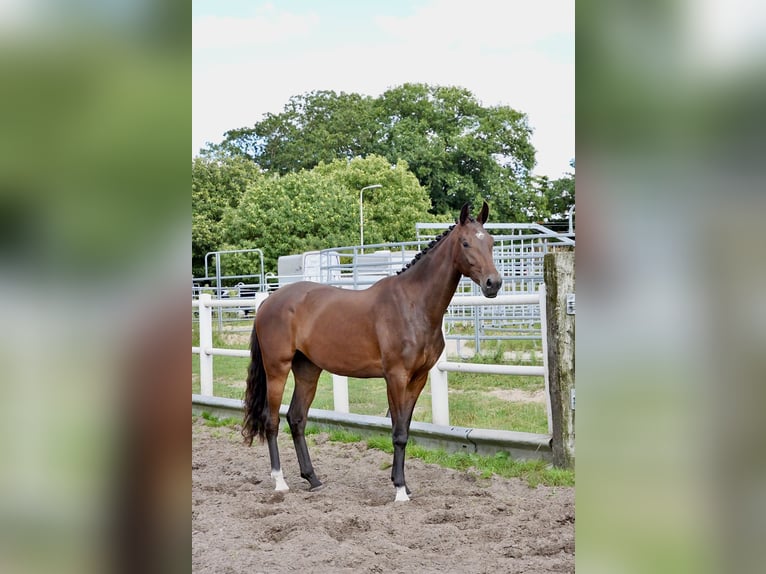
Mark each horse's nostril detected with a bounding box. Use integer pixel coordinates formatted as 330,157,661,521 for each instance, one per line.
485,277,501,292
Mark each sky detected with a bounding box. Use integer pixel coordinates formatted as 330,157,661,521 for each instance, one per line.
193,0,574,179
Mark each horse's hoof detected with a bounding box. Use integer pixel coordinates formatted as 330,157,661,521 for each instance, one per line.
308,482,324,492
271,469,289,492
395,486,410,502
302,472,323,491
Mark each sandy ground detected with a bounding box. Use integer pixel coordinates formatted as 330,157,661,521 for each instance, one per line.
192,418,573,573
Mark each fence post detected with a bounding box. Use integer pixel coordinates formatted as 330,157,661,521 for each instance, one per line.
544,251,575,468
332,374,349,413
198,293,214,396
429,325,450,426
538,283,553,434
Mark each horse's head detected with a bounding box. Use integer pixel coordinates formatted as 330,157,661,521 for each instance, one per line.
452,202,502,298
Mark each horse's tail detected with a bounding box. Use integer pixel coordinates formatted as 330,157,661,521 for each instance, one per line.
242,325,268,446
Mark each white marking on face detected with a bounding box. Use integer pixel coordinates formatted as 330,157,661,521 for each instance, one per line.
394,486,410,502
271,469,289,492
475,231,485,240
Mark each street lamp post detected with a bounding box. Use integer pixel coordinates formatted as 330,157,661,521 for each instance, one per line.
359,184,382,250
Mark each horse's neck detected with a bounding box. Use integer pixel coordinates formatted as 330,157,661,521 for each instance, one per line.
395,238,461,323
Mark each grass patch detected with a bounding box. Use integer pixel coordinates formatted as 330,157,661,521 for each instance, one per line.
449,371,542,393
361,434,572,487
328,429,363,443
366,435,393,453
281,424,322,435
449,395,548,434
406,446,573,487
199,411,240,428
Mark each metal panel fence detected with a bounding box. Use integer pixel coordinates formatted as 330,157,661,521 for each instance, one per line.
192,223,573,353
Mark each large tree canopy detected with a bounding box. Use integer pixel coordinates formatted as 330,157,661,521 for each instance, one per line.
206,83,541,219
218,90,378,171
372,84,536,215
217,155,433,275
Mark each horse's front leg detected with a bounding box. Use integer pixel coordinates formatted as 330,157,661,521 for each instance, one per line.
391,416,413,502
386,372,428,502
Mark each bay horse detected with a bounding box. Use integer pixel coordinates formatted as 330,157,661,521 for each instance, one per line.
242,202,502,502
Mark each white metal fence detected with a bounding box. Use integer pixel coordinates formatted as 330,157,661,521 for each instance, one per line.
192,224,574,348
192,287,550,433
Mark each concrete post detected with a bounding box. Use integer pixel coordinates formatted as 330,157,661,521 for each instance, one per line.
198,294,214,396
332,374,350,413
430,332,450,426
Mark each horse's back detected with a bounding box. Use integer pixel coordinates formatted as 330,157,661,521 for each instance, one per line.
260,281,364,315
256,281,386,377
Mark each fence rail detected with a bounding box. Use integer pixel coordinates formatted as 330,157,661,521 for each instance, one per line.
191,251,574,468
193,288,550,431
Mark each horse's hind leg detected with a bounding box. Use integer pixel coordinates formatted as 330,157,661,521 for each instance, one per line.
264,363,292,492
287,352,323,490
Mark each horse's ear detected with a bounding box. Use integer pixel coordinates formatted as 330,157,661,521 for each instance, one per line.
478,201,489,224
459,203,470,225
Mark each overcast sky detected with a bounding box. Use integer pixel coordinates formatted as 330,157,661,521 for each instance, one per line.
193,0,574,178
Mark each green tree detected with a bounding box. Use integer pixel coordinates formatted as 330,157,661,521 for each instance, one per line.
539,158,575,228
213,84,539,219
192,154,261,277
210,90,377,171
372,84,536,217
220,155,432,274
314,155,434,245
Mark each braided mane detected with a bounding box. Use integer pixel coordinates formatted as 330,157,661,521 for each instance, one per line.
397,224,457,275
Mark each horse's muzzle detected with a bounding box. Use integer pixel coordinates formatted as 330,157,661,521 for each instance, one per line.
481,275,502,298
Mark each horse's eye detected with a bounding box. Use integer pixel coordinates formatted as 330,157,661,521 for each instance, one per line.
462,241,469,248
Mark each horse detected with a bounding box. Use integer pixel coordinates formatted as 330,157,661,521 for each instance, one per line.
242,201,502,502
